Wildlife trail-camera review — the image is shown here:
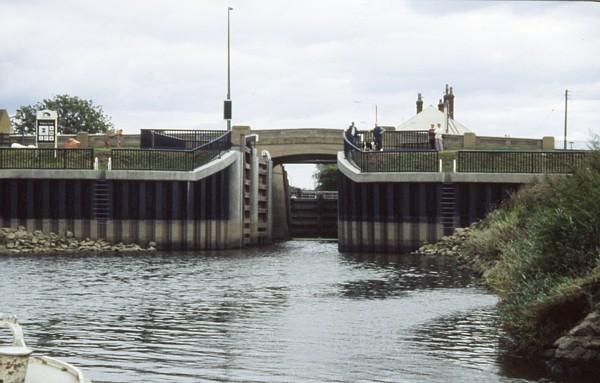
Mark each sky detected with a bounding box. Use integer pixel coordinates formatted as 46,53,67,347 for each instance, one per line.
1,0,599,188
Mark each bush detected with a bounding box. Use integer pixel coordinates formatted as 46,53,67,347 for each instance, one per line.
466,151,600,353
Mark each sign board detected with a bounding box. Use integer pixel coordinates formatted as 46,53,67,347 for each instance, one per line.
36,110,58,147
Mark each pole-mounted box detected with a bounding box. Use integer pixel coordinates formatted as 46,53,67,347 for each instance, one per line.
224,100,232,120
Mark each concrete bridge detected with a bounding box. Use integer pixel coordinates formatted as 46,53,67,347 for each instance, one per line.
230,127,345,240
0,126,570,251
252,128,343,165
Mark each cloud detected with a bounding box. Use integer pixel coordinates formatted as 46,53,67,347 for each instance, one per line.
0,0,598,148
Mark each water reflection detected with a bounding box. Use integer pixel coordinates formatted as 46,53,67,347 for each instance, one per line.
338,252,478,299
412,306,502,368
0,241,555,382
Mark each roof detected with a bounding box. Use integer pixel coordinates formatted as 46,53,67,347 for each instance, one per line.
397,105,470,135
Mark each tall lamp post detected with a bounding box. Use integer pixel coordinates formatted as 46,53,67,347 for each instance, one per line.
563,89,568,150
224,6,233,130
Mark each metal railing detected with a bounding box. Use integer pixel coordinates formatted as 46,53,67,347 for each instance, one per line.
0,148,94,169
457,150,592,173
344,130,438,172
356,130,431,150
112,130,231,171
140,129,225,150
291,190,338,200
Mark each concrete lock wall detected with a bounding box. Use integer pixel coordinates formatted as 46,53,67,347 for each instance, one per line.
337,173,521,253
336,152,533,253
0,142,273,249
271,164,291,240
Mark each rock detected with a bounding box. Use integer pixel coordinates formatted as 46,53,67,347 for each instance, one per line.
0,226,153,255
553,310,600,362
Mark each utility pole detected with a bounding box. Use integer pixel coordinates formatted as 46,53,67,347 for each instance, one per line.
564,89,568,150
224,7,233,130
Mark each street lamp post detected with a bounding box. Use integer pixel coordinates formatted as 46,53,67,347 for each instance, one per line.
224,6,233,130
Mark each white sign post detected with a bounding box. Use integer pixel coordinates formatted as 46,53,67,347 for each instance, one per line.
35,109,58,149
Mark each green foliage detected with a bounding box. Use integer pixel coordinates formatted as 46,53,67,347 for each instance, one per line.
313,164,338,191
462,152,600,353
12,94,113,135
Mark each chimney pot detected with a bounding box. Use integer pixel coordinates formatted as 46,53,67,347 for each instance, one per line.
416,93,423,114
448,86,455,119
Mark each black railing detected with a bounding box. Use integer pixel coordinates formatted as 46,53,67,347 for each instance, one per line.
0,148,94,169
457,150,591,173
140,129,225,150
112,131,231,171
356,130,431,150
344,129,438,172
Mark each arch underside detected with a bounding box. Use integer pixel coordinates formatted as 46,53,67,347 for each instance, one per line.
272,153,337,166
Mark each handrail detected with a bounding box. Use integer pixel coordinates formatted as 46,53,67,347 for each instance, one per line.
0,148,94,169
357,129,431,151
112,130,231,171
140,129,226,150
457,150,592,173
343,129,438,173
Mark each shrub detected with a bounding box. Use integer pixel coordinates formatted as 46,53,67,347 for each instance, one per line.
471,151,600,353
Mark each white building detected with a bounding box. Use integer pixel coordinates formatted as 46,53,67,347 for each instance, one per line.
397,85,471,135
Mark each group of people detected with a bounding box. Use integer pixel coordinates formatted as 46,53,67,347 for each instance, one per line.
346,122,384,151
347,122,444,151
427,124,444,151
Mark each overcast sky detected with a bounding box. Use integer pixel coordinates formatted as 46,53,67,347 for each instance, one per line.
1,1,599,188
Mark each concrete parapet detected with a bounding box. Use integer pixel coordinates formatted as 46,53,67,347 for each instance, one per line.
231,125,251,146
76,132,89,148
543,136,555,150
463,132,476,148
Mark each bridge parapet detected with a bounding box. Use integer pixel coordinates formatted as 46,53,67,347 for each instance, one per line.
252,128,343,164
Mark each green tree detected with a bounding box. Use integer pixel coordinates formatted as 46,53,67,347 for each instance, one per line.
12,94,113,135
313,164,338,191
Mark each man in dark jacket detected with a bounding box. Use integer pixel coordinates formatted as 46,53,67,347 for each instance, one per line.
428,125,436,150
373,125,384,151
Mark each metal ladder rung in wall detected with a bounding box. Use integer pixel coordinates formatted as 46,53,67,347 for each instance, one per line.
93,180,111,222
440,182,456,235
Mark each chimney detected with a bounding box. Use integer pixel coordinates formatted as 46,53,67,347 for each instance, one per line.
416,93,423,114
448,86,455,119
443,84,450,114
437,99,444,112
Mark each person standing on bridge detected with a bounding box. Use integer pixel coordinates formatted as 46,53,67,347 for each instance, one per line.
373,125,384,151
347,122,359,146
428,125,436,150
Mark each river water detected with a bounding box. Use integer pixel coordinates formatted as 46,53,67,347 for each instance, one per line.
0,241,558,382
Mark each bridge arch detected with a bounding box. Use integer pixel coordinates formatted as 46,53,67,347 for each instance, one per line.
252,128,343,240
253,128,343,165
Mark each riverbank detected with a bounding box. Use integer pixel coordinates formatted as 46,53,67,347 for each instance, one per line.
0,226,156,254
414,153,600,378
